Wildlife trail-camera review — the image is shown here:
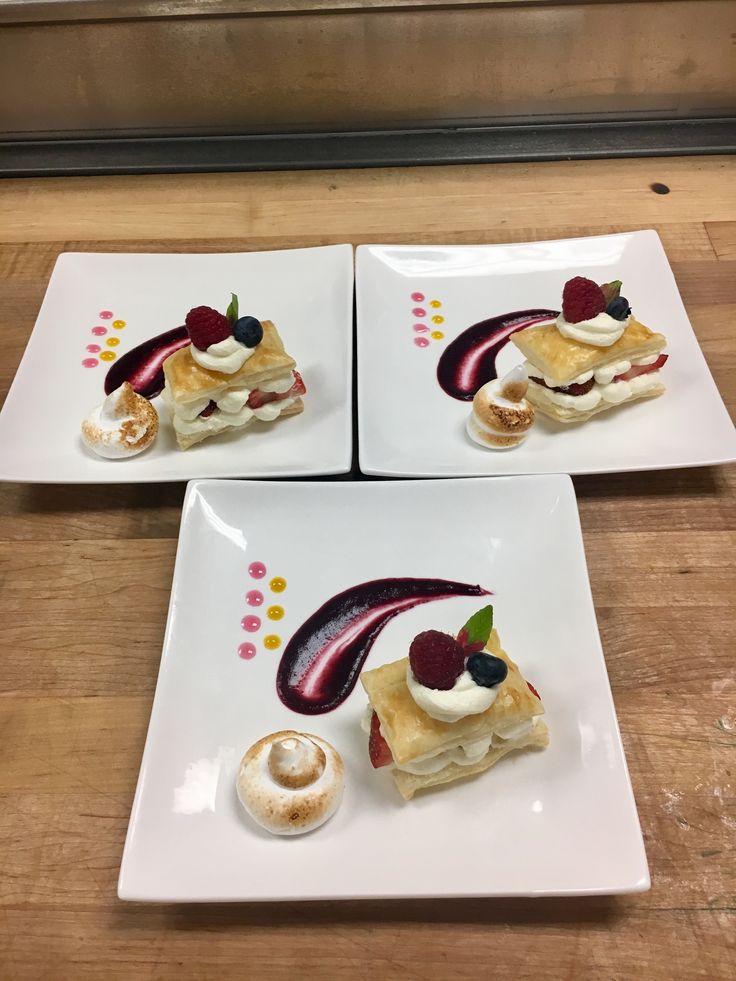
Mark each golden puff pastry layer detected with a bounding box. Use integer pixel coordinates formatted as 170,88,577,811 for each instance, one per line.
511,316,666,387
361,629,544,769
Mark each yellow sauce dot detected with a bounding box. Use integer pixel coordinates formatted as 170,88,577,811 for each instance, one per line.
431,330,445,340
106,337,120,347
264,634,281,650
112,320,126,329
431,315,445,325
269,576,287,593
267,605,284,621
429,300,442,309
100,351,116,361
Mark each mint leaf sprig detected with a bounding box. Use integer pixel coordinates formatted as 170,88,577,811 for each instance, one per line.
457,605,493,654
226,293,239,323
600,280,622,304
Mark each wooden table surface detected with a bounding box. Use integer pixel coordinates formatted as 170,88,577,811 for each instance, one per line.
1,156,734,980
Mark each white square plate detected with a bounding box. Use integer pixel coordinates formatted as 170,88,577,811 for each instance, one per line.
0,246,353,482
356,231,736,476
119,476,649,901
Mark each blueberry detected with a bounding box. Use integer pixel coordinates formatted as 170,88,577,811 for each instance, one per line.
606,296,631,321
233,316,264,348
467,652,508,688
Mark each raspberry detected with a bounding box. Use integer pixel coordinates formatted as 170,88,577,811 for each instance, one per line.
409,630,466,690
185,305,232,350
561,277,606,324
368,711,392,768
527,681,541,700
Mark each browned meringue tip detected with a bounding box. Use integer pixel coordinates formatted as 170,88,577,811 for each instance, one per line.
236,730,344,836
81,382,159,459
471,387,535,436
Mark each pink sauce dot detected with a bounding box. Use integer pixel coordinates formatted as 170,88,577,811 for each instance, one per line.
86,344,101,353
413,323,429,333
246,590,264,606
412,307,426,317
414,337,430,348
99,310,113,319
81,357,99,367
238,643,257,660
411,292,425,302
241,615,261,632
91,326,107,336
248,561,267,579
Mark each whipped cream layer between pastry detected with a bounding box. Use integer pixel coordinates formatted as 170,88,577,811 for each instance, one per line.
466,365,535,450
236,730,344,835
161,374,297,438
81,382,159,459
362,711,540,775
525,361,664,413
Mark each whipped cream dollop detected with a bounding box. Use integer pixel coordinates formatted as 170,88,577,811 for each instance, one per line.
236,731,344,836
396,719,538,775
556,311,629,347
467,365,535,450
81,382,158,459
406,663,498,723
191,335,253,374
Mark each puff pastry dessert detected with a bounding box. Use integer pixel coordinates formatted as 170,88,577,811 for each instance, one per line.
161,296,305,450
510,276,668,424
361,606,548,800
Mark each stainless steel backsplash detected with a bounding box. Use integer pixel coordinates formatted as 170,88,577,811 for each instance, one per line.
1,0,734,140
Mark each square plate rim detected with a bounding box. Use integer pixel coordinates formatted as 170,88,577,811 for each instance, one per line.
118,474,650,902
355,231,736,477
0,243,355,483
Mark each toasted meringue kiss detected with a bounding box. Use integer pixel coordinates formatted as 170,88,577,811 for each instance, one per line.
236,730,344,836
81,382,159,459
466,365,535,450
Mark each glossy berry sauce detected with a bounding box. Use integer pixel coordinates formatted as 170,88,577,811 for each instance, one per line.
276,577,491,715
436,309,557,401
104,326,190,398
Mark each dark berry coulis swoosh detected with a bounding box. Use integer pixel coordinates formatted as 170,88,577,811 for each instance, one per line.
276,577,491,714
437,309,558,401
104,326,190,399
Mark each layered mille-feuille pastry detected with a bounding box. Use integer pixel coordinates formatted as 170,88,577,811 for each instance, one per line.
161,295,305,449
511,277,668,423
361,606,548,800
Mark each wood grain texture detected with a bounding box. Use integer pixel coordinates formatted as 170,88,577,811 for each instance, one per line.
0,156,735,980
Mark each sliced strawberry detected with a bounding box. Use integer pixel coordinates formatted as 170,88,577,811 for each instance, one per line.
527,681,541,700
199,400,217,418
614,354,668,382
368,711,393,768
247,371,306,410
291,370,307,397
